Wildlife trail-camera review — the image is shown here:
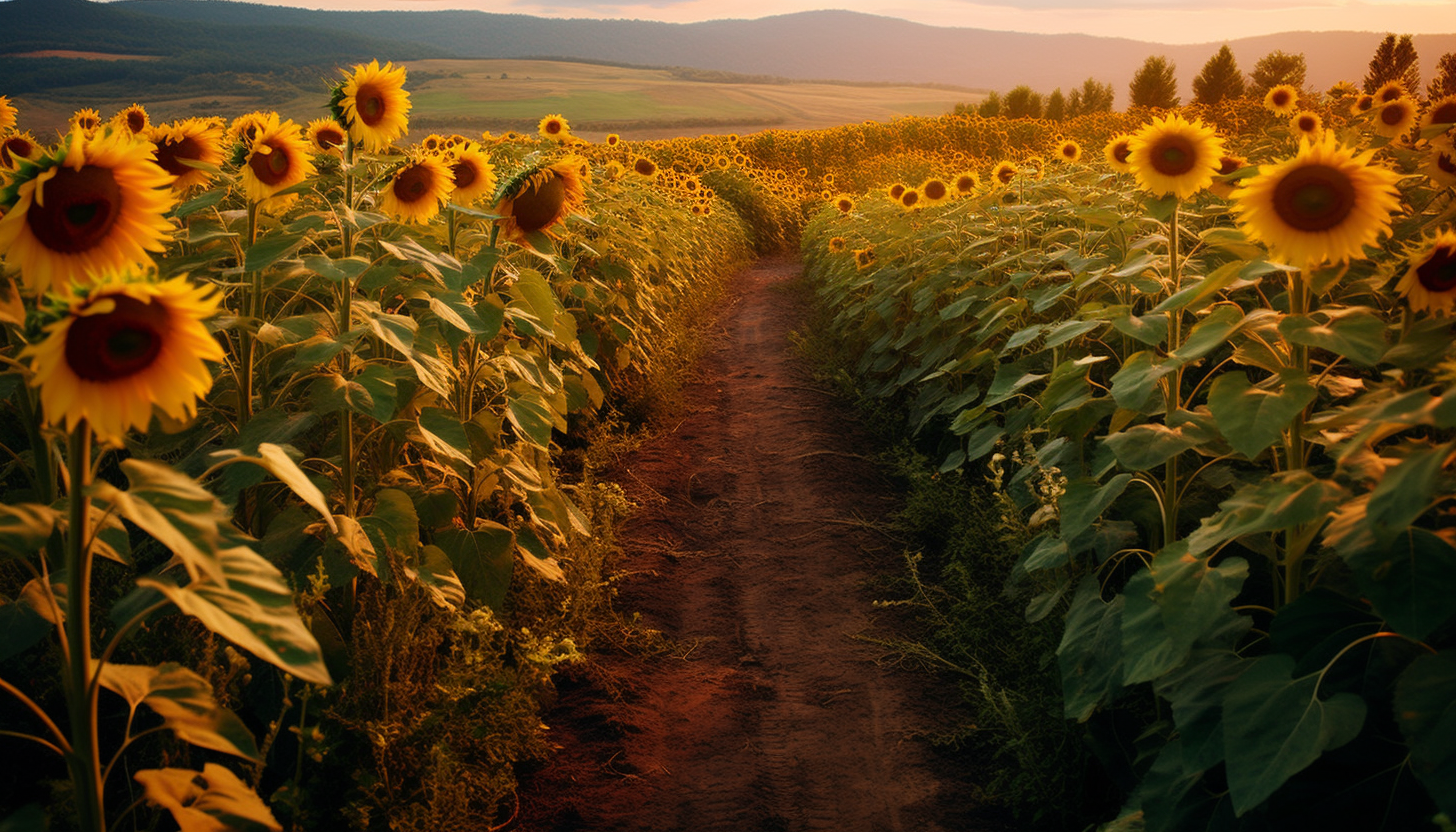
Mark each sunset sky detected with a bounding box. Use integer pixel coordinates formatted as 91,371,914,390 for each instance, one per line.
178,0,1456,43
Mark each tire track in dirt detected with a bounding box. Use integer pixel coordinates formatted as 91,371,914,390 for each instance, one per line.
518,256,993,832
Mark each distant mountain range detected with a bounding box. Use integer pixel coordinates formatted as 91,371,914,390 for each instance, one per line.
4,0,1455,105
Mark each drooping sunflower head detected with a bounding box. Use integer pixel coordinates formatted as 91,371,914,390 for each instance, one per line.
537,114,571,141
22,270,225,445
828,236,846,253
631,155,658,178
379,155,454,225
1230,131,1404,266
445,144,496,205
0,132,42,169
853,246,876,270
1263,85,1300,115
1427,139,1456,188
888,183,907,200
110,104,150,136
605,133,621,147
899,187,922,211
332,59,411,153
0,96,15,134
1126,113,1225,199
920,177,950,205
493,155,589,244
147,117,226,192
1351,94,1376,115
1375,80,1407,104
0,129,175,295
953,170,980,195
1291,111,1323,139
241,117,317,212
1420,95,1456,140
1373,96,1419,138
1395,229,1456,316
1104,134,1135,173
992,160,1017,186
305,118,348,156
1057,139,1082,163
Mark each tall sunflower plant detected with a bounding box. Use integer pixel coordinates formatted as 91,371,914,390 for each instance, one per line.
802,110,1456,829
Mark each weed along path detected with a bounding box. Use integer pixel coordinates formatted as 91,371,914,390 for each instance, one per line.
517,257,988,831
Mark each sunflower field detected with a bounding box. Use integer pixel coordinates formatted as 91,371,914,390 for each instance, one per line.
1,52,1455,832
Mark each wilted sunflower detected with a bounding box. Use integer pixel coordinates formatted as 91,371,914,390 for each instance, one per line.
1263,85,1299,115
953,170,980,195
1396,230,1456,315
69,108,103,136
1420,95,1456,138
0,96,15,134
446,144,496,204
1,132,41,169
111,104,149,136
1374,80,1407,103
305,118,347,156
380,155,453,224
241,117,317,212
22,270,224,444
899,187,922,210
828,236,846,253
920,177,950,205
493,155,588,244
853,246,876,270
333,59,411,153
148,117,226,191
1291,111,1323,139
631,156,658,178
538,114,571,141
1373,97,1419,138
1350,94,1376,115
992,161,1017,186
1230,132,1403,266
1104,134,1135,173
0,129,175,295
1427,139,1456,188
1057,139,1082,163
887,183,907,200
1126,113,1225,199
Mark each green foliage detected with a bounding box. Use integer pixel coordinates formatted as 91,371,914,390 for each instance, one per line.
1067,78,1115,117
1004,85,1045,119
1250,50,1308,96
1192,45,1246,105
1428,52,1456,100
1129,56,1179,109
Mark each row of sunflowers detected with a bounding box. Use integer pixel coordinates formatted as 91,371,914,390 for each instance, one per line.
804,79,1456,829
0,60,753,830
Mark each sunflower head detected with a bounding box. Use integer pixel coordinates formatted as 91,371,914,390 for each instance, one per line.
1396,230,1456,315
992,161,1017,186
1230,131,1404,266
537,114,571,141
493,155,589,244
1,133,42,169
888,183,907,200
0,96,15,134
69,108,103,136
1427,139,1456,188
1291,110,1323,139
1126,114,1225,199
1209,153,1251,198
605,133,621,147
21,269,225,444
853,246,876,270
227,111,276,149
921,178,950,205
828,236,846,253
1104,134,1135,173
111,104,150,136
899,187,922,211
380,155,454,224
1058,140,1082,163
445,144,496,205
1373,97,1419,138
305,118,348,156
147,117,226,192
1264,85,1300,115
1421,95,1456,139
332,59,411,153
1375,80,1407,104
953,171,980,194
603,159,625,180
631,156,658,178
1351,94,1376,115
0,129,176,295
241,117,317,212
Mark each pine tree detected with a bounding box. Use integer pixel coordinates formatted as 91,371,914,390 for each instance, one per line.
1074,77,1115,114
1045,88,1066,121
1129,56,1179,109
1003,85,1044,119
1364,33,1421,94
1250,51,1307,95
1427,52,1456,100
1193,45,1246,105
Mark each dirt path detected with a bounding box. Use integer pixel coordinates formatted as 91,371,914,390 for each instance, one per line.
517,257,991,831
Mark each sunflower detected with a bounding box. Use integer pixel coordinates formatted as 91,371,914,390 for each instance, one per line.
603,159,625,180
446,144,496,204
1427,139,1456,188
920,177,950,205
0,96,15,134
828,236,846,253
1396,230,1456,314
1420,95,1456,138
992,161,1017,186
333,59,411,153
305,118,347,156
1351,94,1376,115
1291,110,1323,139
493,155,588,244
631,156,658,178
69,108,102,136
1208,153,1250,199
111,104,149,136
1263,85,1299,115
888,183,907,200
1,132,42,169
379,155,453,224
953,170,980,195
538,114,571,141
241,117,316,212
853,246,876,270
1374,80,1407,103
1230,131,1403,266
418,133,446,155
605,133,621,147
227,111,275,148
899,187,922,211
147,117,226,192
22,270,224,444
0,129,175,295
1104,134,1135,173
1056,139,1082,163
1373,97,1419,138
1126,113,1225,199
1024,155,1046,180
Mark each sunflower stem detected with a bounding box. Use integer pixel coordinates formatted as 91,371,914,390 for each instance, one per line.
1283,268,1312,605
1161,199,1183,548
18,388,55,504
63,424,104,832
340,136,357,518
447,206,459,261
239,200,260,432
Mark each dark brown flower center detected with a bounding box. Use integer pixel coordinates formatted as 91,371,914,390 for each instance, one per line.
836,198,852,212
997,165,1014,184
66,294,167,382
1379,86,1403,103
890,183,906,198
1381,103,1408,126
1428,101,1456,127
1272,89,1292,108
393,164,435,204
925,180,947,200
1062,144,1077,158
1438,150,1456,175
126,110,147,134
1272,164,1356,232
27,165,123,254
634,158,656,176
1357,95,1374,111
1112,141,1132,164
544,120,563,135
1150,135,1196,176
902,190,920,207
1297,115,1317,132
357,84,386,126
1417,244,1456,293
316,127,344,150
1,136,34,167
452,160,476,190
1217,155,1244,176
509,173,567,232
248,143,293,186
956,175,974,192
154,136,202,178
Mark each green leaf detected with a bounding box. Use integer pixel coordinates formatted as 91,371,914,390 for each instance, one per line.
244,231,307,273
436,525,515,612
1121,542,1249,685
135,763,282,832
507,390,556,447
0,589,55,662
510,269,557,337
427,293,487,336
1279,308,1389,367
1153,637,1253,771
1108,306,1169,346
253,444,335,533
409,545,466,611
97,662,260,761
352,364,399,423
91,460,232,585
302,254,371,284
1109,351,1173,411
1365,443,1451,546
328,515,379,579
1168,305,1247,366
983,361,1045,407
474,294,506,341
360,489,419,560
1207,369,1316,461
1222,653,1366,815
1059,474,1132,542
1057,576,1126,721
0,504,61,559
1103,417,1218,471
171,188,225,220
417,408,474,467
1346,528,1456,641
1394,652,1456,817
1186,471,1346,555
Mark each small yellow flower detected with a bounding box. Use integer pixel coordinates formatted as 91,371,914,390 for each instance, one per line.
1263,85,1299,115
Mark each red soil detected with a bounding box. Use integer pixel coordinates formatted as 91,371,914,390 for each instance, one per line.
516,257,1000,831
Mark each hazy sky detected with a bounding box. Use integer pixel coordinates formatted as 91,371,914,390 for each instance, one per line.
194,0,1456,43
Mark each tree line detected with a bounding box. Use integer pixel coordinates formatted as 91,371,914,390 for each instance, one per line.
960,33,1456,119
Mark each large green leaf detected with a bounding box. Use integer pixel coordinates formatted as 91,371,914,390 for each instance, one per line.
409,545,467,611
1057,576,1126,721
1167,305,1247,367
96,662,259,761
244,231,307,273
1186,471,1346,555
1279,308,1389,368
1207,369,1317,461
1109,351,1173,412
1058,474,1132,543
435,525,515,612
1364,442,1451,547
0,504,60,559
1152,633,1253,771
417,408,474,468
135,764,281,832
91,460,232,585
1393,652,1456,818
0,587,56,662
1222,654,1366,815
1103,417,1218,471
1122,542,1248,685
510,268,557,337
359,489,420,560
1345,528,1456,641
507,389,556,447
